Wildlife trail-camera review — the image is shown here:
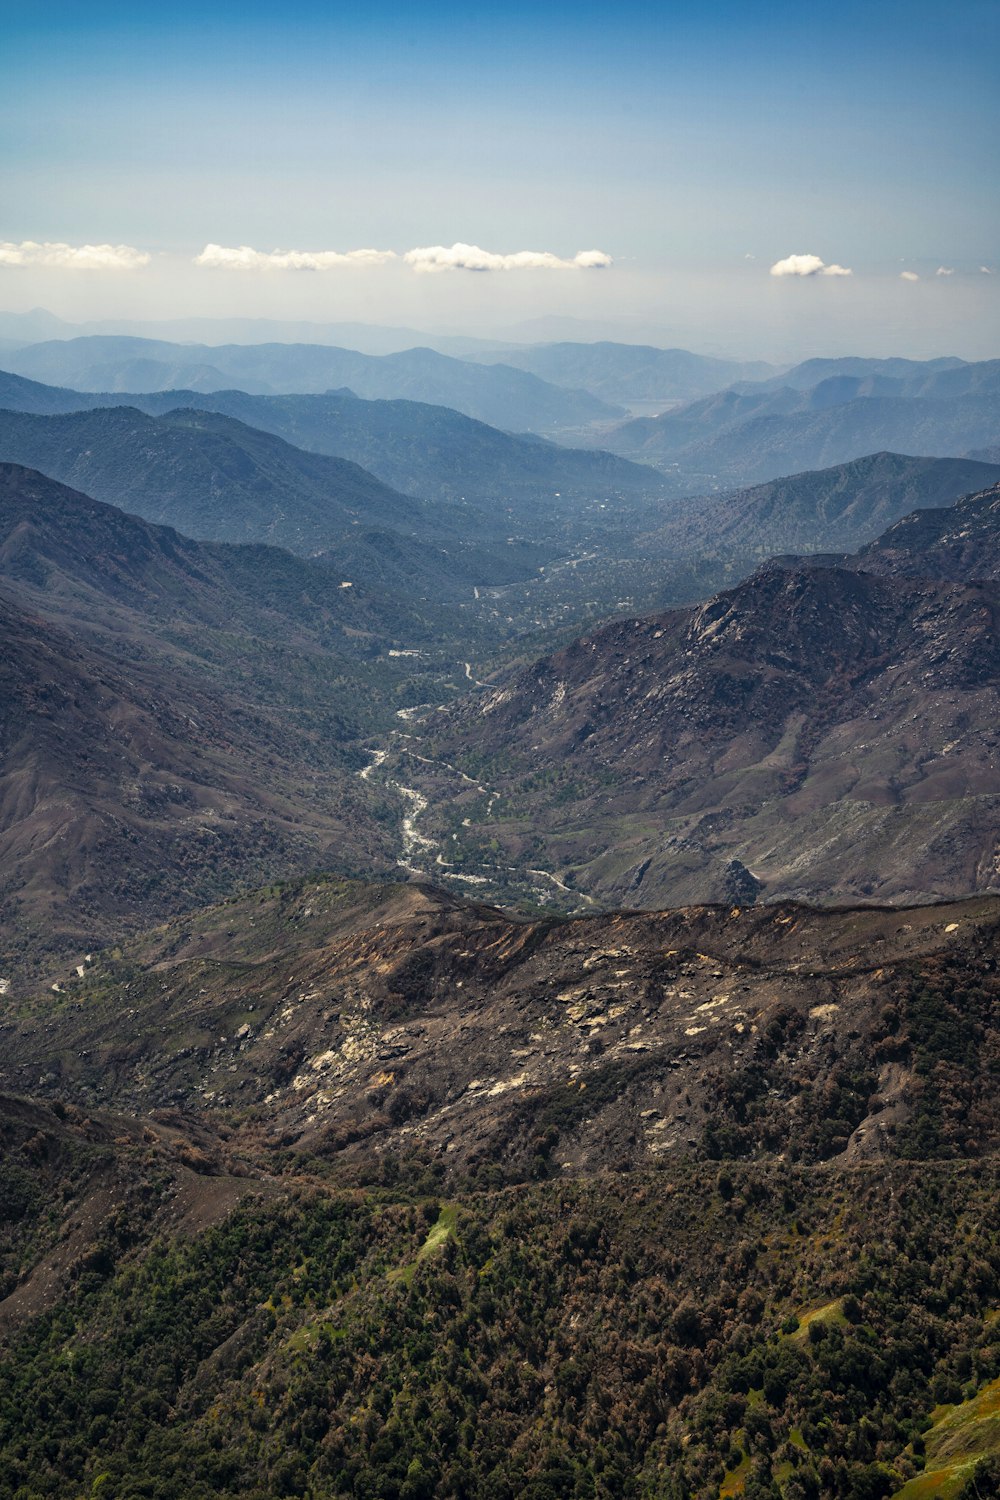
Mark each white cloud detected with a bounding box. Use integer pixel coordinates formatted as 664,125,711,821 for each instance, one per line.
0,240,150,270
769,252,853,278
936,265,955,276
194,243,397,271
403,242,612,273
980,265,992,275
900,270,920,282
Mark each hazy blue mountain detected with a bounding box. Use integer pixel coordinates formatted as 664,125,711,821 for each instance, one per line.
0,309,519,357
0,368,667,518
666,395,1000,488
639,452,1000,559
0,405,439,554
0,405,637,610
3,336,623,433
0,461,488,649
603,364,1000,486
472,340,778,406
744,354,967,392
123,387,667,509
0,368,109,414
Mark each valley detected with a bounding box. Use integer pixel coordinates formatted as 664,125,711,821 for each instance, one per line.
5,4,999,1495
2,333,1000,1500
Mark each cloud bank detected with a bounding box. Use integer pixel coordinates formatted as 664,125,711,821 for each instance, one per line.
191,241,612,274
900,270,920,282
770,253,853,278
194,244,397,271
0,240,150,270
403,243,612,273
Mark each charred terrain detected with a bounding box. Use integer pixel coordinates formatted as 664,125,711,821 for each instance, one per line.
2,345,1000,1500
1,878,1000,1498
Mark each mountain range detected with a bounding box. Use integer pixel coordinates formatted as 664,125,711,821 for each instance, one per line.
0,369,667,524
638,452,1000,560
466,340,778,406
394,481,1000,912
1,336,624,435
3,336,1000,1500
599,360,1000,480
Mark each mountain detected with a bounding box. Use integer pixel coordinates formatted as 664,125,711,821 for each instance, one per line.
0,405,437,553
0,590,395,968
0,874,998,1497
639,452,1000,561
746,354,967,392
470,341,778,407
0,368,668,527
0,463,505,967
125,387,668,511
0,462,487,648
2,336,624,434
5,875,1000,1167
0,308,520,357
851,479,1000,582
391,491,1000,911
0,400,683,626
0,368,107,415
603,363,1000,486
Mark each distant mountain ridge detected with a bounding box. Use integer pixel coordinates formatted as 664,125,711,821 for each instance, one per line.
600,360,1000,485
0,404,437,555
0,368,667,520
470,340,778,405
1,335,623,434
639,452,1000,560
740,354,967,392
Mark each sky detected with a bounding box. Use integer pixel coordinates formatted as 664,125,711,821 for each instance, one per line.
1,0,998,358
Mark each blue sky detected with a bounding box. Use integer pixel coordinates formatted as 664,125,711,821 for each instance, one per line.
1,1,997,356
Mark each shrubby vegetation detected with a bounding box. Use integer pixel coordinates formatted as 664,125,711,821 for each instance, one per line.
0,1161,997,1498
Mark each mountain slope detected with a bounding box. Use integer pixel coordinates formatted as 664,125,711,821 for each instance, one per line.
1,876,999,1496
669,394,1000,488
127,386,668,511
3,336,623,433
6,874,1000,1169
749,353,972,393
0,463,509,967
603,362,1000,486
473,340,778,406
0,368,666,515
0,462,489,645
396,543,1000,910
640,452,1000,560
0,405,439,553
853,478,1000,581
0,592,394,966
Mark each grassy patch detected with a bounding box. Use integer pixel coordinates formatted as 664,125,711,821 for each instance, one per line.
788,1298,847,1341
893,1377,1000,1500
388,1204,460,1287
719,1450,750,1497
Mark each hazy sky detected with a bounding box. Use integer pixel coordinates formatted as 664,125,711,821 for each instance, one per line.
2,0,998,358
